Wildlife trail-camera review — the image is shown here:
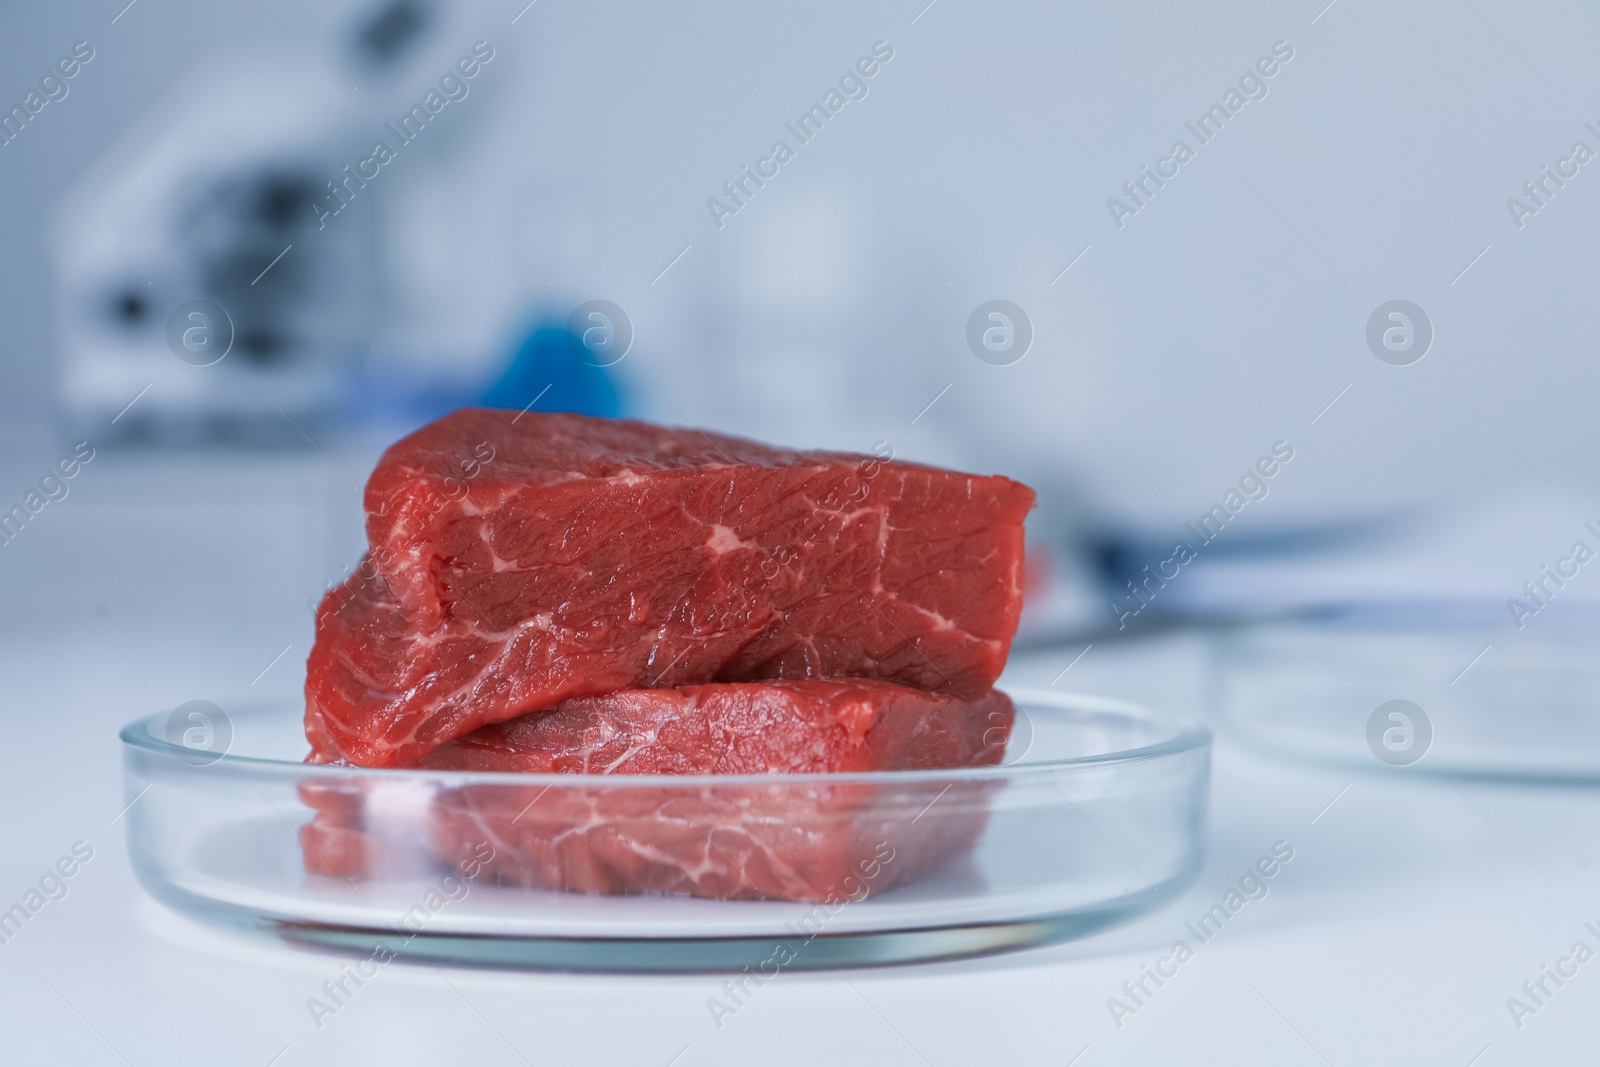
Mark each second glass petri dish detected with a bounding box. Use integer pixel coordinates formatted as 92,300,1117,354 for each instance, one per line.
1213,600,1600,781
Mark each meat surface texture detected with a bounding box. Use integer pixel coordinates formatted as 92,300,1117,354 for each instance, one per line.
297,780,368,881
428,774,999,902
415,680,1014,774
298,682,1014,901
305,409,1035,767
428,682,1012,901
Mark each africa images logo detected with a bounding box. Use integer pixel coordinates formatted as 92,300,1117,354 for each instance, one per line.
314,42,495,229
1106,41,1295,229
1107,841,1296,1028
164,700,233,766
1365,300,1432,366
1365,700,1431,767
705,41,894,230
966,300,1032,366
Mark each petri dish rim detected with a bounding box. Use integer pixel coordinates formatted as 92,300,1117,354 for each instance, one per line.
120,686,1212,788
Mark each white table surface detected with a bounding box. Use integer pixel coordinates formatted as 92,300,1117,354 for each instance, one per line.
0,453,1595,1065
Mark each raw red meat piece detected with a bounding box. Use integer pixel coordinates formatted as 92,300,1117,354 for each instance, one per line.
305,409,1034,766
427,682,1013,901
428,774,998,902
298,682,1014,901
296,777,443,883
415,680,1013,774
297,780,366,881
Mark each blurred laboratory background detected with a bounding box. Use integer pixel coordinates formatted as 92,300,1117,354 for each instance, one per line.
5,0,1600,647
6,2,1600,1063
6,0,1600,660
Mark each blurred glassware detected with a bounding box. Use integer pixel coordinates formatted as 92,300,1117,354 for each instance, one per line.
1213,600,1600,782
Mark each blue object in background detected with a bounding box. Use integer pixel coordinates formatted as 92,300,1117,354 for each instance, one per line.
480,323,623,419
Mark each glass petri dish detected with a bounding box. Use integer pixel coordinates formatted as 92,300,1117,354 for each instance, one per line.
1213,601,1600,781
119,689,1210,971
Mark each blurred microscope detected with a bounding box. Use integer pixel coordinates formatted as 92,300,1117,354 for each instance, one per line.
49,0,614,444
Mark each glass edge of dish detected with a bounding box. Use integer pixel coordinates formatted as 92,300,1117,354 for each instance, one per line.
118,686,1212,788
1213,595,1600,631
